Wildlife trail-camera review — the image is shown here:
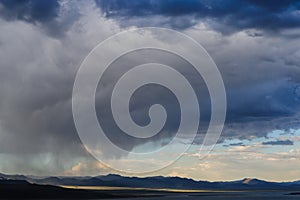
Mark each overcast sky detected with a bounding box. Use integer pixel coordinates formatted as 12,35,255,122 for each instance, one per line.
0,0,300,181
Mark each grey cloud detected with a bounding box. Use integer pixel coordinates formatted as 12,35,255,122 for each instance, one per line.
262,139,294,146
0,18,86,174
0,6,120,174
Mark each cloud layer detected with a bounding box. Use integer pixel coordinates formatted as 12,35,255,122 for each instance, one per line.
0,0,299,178
96,0,300,32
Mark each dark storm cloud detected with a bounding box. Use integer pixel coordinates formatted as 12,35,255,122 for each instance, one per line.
0,0,81,37
95,0,300,32
226,79,299,122
0,0,60,22
262,139,294,146
95,48,211,153
219,71,300,141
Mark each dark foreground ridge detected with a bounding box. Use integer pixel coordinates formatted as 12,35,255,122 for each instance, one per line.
0,179,166,199
0,179,116,199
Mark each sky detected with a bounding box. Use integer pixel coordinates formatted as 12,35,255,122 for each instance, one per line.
0,0,300,181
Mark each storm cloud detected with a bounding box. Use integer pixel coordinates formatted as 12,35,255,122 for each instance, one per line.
0,0,299,175
95,0,300,32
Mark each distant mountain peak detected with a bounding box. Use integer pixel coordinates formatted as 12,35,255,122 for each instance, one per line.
241,178,268,185
96,174,124,181
242,178,256,184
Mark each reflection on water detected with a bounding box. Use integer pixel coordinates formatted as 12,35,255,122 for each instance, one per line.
62,185,240,192
58,186,300,200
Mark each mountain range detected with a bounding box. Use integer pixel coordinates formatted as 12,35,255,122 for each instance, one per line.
1,173,300,191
